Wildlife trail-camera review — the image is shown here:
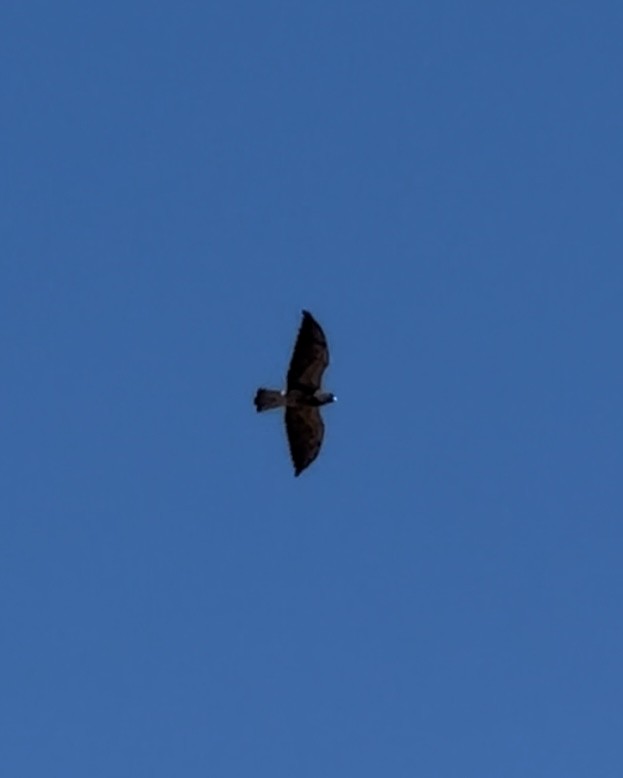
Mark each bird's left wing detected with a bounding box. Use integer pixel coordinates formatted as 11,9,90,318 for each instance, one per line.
285,406,325,476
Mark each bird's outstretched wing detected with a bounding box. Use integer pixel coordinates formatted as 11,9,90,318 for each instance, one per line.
285,406,325,476
286,310,329,392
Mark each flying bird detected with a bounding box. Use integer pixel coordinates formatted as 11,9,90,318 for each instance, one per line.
254,310,336,476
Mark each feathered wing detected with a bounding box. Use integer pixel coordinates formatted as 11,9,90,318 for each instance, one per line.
285,406,325,476
286,310,329,392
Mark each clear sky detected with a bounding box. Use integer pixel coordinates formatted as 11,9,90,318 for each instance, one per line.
2,2,622,776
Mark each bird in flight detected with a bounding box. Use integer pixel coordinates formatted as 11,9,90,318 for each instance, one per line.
254,310,336,476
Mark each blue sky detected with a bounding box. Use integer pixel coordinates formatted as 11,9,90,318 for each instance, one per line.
2,2,622,776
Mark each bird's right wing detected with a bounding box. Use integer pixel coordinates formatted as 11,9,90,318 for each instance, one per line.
286,310,329,392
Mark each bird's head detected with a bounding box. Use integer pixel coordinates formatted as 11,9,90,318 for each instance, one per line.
315,391,337,406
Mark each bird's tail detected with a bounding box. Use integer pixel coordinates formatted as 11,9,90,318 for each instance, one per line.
254,388,285,412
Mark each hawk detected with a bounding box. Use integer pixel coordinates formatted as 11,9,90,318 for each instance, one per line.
254,310,336,476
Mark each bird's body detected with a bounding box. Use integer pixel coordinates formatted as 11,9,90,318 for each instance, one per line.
254,310,335,476
255,388,334,410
